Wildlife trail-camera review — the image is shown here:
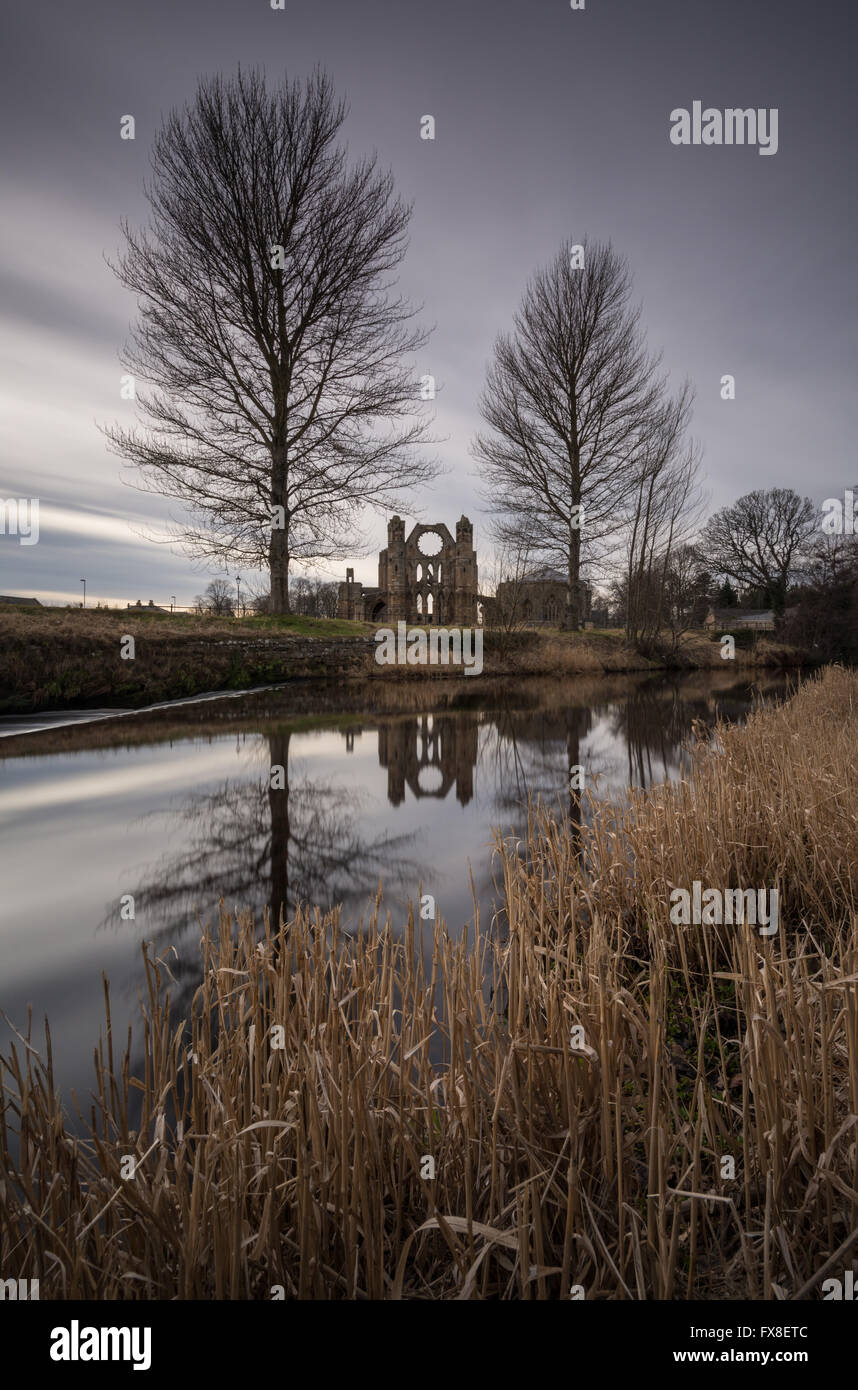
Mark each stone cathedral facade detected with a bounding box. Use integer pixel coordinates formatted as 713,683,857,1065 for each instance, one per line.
337,515,478,625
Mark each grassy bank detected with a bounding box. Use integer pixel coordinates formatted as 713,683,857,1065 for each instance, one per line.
1,667,856,1299
0,604,805,714
0,605,374,713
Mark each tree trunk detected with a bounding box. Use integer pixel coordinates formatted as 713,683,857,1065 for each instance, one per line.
565,525,581,630
268,732,291,929
269,525,291,614
269,447,290,614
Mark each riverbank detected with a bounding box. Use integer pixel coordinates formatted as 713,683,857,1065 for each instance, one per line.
0,604,806,714
1,666,854,1299
0,666,798,756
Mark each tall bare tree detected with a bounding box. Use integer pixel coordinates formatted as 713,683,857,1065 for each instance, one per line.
705,488,816,615
480,517,538,650
621,392,704,646
472,238,679,629
106,68,436,613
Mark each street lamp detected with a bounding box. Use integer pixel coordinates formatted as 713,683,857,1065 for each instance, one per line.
170,595,176,613
80,579,86,609
235,575,242,617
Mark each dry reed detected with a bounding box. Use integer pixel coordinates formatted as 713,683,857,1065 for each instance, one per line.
1,666,856,1299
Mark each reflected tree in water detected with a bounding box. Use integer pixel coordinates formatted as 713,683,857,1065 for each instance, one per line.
113,730,422,1003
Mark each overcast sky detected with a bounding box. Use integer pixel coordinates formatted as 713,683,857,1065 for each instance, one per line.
1,0,856,605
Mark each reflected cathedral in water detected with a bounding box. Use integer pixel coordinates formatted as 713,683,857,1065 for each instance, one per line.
0,669,799,1116
376,714,479,805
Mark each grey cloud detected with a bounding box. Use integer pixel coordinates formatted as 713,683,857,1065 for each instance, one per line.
1,0,856,602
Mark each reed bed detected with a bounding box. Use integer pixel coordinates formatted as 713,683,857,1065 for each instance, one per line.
1,666,857,1299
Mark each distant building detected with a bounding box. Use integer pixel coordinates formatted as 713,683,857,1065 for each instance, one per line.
491,566,592,626
705,606,776,632
126,599,168,612
337,515,478,625
0,594,42,606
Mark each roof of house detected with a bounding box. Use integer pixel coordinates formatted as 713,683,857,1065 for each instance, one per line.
0,594,42,606
513,567,592,586
708,607,775,624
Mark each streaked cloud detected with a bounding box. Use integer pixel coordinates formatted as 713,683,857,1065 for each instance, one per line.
1,0,855,604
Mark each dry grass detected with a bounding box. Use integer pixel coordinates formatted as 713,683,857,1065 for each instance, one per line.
361,627,804,681
1,667,857,1299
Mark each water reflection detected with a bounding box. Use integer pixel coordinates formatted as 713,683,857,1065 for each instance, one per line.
0,670,798,1111
123,729,422,995
379,715,479,805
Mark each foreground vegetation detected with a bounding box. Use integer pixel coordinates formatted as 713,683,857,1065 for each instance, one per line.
0,604,803,714
2,668,856,1299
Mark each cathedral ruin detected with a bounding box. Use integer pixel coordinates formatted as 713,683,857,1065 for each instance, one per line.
337,515,478,625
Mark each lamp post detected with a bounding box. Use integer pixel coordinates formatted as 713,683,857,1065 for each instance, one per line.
235,575,242,618
171,595,176,613
80,579,86,609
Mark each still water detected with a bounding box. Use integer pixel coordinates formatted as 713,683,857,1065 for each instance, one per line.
0,670,796,1108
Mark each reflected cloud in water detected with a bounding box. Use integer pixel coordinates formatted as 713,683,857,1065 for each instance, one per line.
0,670,798,1112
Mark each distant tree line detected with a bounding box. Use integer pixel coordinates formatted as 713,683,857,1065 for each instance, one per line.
593,485,858,662
252,577,339,618
195,576,338,619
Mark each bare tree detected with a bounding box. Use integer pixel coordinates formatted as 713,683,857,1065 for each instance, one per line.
195,577,235,615
472,238,678,629
251,577,339,617
804,515,858,588
106,68,437,613
621,396,704,647
781,539,858,663
705,488,816,615
661,543,709,649
290,576,339,617
480,519,538,651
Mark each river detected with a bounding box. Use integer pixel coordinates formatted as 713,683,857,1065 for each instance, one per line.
0,668,798,1111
